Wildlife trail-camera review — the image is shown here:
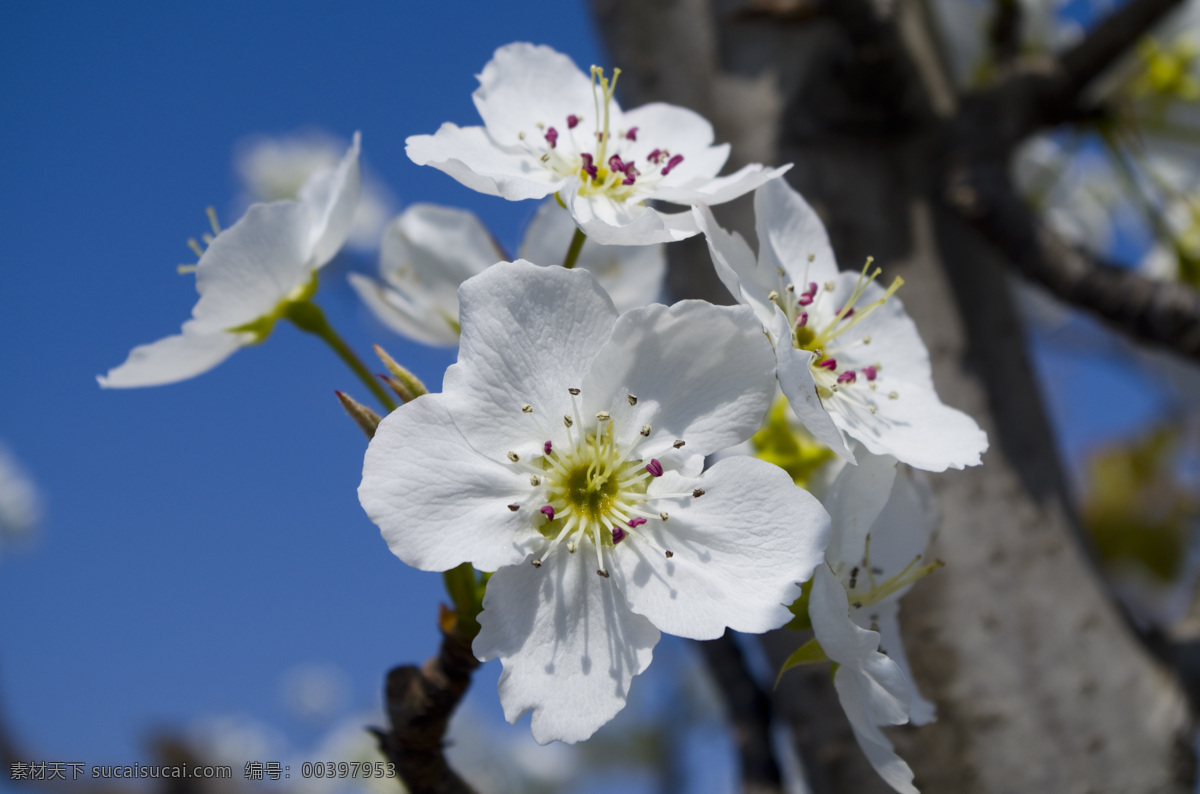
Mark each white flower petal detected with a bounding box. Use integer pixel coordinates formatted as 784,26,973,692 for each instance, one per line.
822,451,898,569
235,129,390,253
348,272,461,347
519,200,665,312
618,103,724,178
568,189,699,246
297,131,361,268
812,565,919,792
825,278,932,386
755,176,839,286
810,564,882,663
352,203,503,346
651,163,790,206
611,456,829,639
620,102,717,154
580,301,777,459
190,200,314,333
870,606,936,726
97,327,250,388
693,203,775,325
832,377,987,472
474,544,660,745
359,394,539,572
862,465,938,591
406,123,564,201
771,309,854,461
834,666,920,794
443,261,617,460
387,203,504,288
472,43,597,146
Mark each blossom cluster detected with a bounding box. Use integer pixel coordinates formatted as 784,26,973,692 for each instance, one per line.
102,42,988,793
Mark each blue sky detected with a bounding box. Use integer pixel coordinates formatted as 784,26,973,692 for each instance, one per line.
0,0,615,774
0,0,1190,789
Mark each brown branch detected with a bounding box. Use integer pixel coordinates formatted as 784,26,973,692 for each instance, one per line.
945,159,1200,359
988,0,1022,69
372,612,480,794
1057,0,1187,103
728,0,826,24
697,632,783,794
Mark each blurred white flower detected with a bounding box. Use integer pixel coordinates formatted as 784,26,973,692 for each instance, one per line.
1012,135,1127,254
237,129,396,252
0,444,41,544
281,663,352,722
348,199,665,346
99,135,361,388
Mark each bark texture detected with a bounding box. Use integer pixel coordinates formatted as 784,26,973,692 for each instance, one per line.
592,0,1196,791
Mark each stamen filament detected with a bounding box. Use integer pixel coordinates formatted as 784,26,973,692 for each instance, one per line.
206,206,222,235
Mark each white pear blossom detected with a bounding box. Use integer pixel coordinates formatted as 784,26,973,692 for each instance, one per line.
98,134,361,388
348,199,664,346
359,260,829,744
695,178,988,471
808,449,940,794
236,128,395,251
406,42,788,246
1011,135,1127,256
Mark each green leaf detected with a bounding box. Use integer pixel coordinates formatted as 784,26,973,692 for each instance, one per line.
775,637,830,689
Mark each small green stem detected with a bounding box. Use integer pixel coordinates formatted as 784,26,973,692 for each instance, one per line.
442,563,482,640
284,300,399,413
562,227,587,269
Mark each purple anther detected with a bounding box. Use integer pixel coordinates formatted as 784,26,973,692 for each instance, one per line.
622,164,640,186
595,131,606,142
625,127,638,141
612,527,628,544
628,516,647,528
540,505,555,521
861,365,878,382
608,154,626,172
545,127,558,149
798,294,813,306
806,282,818,295
796,311,809,328
837,370,857,385
544,440,553,455
838,306,856,319
567,114,580,129
646,459,664,477
661,154,684,175
817,358,838,371
580,153,598,180
647,148,663,164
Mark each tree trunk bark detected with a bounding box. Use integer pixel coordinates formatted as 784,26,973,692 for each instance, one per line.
592,1,1196,791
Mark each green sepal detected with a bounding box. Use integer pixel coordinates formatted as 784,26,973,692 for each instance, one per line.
783,577,813,631
751,398,834,488
774,637,831,689
442,562,483,641
228,271,321,343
